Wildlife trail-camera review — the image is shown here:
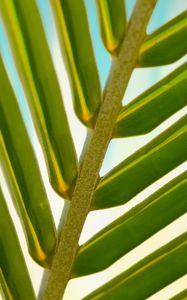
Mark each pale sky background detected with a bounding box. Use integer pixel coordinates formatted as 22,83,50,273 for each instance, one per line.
0,0,187,299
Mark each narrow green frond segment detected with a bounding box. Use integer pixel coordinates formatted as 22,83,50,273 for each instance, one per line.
114,63,187,137
93,116,187,209
74,172,187,276
0,187,36,300
0,271,13,300
50,0,101,127
170,289,187,300
138,11,187,67
0,57,56,268
95,0,126,54
83,233,187,300
0,0,77,198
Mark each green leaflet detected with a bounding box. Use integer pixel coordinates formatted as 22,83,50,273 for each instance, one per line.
95,0,126,54
0,0,77,198
50,0,101,127
0,57,56,268
138,11,187,67
114,63,187,137
74,172,187,276
83,233,187,300
0,187,35,300
93,116,187,209
0,271,13,300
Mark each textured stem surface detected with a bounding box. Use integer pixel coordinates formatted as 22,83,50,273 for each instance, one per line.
42,1,157,299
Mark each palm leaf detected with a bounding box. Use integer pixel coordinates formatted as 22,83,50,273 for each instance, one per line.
0,186,35,300
74,171,187,275
93,116,187,209
114,62,187,137
83,233,187,299
0,56,56,268
50,0,101,127
0,0,186,299
138,11,187,67
0,0,77,198
95,0,126,54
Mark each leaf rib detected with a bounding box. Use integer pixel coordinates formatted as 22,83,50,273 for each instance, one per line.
42,1,157,299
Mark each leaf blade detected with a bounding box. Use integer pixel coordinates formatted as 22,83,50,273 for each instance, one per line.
114,63,187,137
0,187,36,300
93,116,187,209
0,0,78,198
50,0,101,126
138,11,187,67
0,57,56,268
83,233,187,300
95,0,126,54
74,172,187,276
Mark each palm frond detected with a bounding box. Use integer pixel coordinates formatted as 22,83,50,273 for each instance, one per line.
0,186,35,300
114,63,187,137
0,0,77,198
94,116,187,209
83,233,187,299
95,0,126,54
74,171,187,275
50,0,101,127
0,57,56,267
0,0,186,299
138,11,187,66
